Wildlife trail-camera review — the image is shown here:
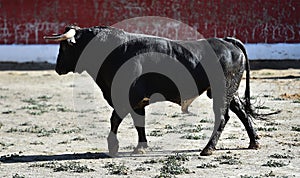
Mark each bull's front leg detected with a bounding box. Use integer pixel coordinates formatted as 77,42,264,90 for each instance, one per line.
131,108,148,154
107,110,123,157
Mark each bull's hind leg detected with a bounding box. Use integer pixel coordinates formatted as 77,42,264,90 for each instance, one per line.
230,95,260,149
107,110,124,157
131,108,148,154
200,108,230,156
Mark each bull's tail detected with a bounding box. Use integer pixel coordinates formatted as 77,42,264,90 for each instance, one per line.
224,37,255,118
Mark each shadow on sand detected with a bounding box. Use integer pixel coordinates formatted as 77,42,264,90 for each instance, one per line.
0,149,199,163
0,147,258,164
252,75,300,80
0,152,111,163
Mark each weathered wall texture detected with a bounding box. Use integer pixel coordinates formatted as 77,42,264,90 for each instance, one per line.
0,0,299,44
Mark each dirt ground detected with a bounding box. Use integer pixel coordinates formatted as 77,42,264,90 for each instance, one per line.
0,69,299,178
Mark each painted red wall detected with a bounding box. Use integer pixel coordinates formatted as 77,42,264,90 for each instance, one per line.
0,0,299,44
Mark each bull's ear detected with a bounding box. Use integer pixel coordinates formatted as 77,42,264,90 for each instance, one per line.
65,25,80,31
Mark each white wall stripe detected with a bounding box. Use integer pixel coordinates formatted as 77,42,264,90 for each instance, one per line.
0,45,59,63
246,43,300,60
0,43,299,63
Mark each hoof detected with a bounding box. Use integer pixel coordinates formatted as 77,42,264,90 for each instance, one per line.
200,148,214,156
249,141,260,149
108,145,119,157
132,142,148,154
107,132,119,157
181,107,189,114
132,148,146,154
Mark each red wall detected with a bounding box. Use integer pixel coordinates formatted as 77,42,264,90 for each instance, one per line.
0,0,299,44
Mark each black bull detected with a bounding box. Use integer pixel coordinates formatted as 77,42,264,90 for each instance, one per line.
44,26,260,156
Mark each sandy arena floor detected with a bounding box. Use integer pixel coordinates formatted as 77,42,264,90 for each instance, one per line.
0,69,299,177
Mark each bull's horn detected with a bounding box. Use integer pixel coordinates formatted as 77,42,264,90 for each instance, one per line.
43,29,76,41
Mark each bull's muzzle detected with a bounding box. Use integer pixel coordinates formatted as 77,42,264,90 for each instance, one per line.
55,67,68,75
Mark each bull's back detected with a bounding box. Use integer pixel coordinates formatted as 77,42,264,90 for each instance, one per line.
206,38,246,72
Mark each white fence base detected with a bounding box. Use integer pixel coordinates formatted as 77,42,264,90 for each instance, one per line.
0,43,299,63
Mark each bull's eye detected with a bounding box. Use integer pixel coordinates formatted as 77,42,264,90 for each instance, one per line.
61,44,67,51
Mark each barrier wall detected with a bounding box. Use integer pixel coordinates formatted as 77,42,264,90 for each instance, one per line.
1,0,299,44
0,0,299,62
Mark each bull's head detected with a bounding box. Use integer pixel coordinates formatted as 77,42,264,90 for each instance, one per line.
44,26,87,75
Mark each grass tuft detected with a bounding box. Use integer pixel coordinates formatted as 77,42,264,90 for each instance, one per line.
149,130,163,137
12,173,25,178
196,163,218,169
291,126,300,132
104,162,130,175
30,161,94,173
181,133,207,140
214,154,241,165
269,153,294,159
262,160,288,167
155,154,190,177
6,125,59,137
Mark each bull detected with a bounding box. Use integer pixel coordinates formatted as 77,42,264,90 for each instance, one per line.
44,25,260,156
